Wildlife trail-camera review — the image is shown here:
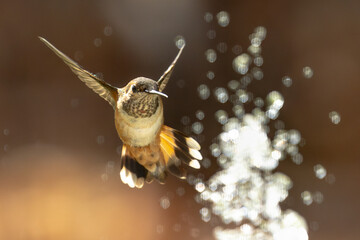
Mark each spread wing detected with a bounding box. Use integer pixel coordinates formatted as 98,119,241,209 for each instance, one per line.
157,44,185,92
39,37,118,109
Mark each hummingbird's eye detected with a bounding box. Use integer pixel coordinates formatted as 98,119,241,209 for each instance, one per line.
131,85,137,93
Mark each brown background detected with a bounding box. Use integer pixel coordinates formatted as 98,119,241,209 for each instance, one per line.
0,0,359,239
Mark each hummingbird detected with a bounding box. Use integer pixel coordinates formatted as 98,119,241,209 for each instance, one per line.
39,37,202,188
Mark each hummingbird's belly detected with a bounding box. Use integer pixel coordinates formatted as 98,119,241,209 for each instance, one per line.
114,105,164,147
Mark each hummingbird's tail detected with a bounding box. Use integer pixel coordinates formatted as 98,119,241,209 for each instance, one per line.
119,126,202,188
119,145,152,188
159,125,202,178
119,140,172,188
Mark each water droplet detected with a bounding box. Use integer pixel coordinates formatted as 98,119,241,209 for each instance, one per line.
254,26,267,41
217,42,228,53
233,53,251,74
197,84,210,100
288,130,301,145
310,221,320,231
204,12,213,23
329,111,341,124
3,129,10,136
96,135,105,145
313,191,324,204
227,80,240,91
252,108,267,124
232,45,242,55
271,150,282,160
287,145,299,156
93,38,102,47
205,49,217,63
252,67,263,80
206,71,215,80
247,45,261,56
214,88,229,103
200,207,211,222
195,110,205,120
236,89,249,103
192,122,204,134
106,161,115,174
303,66,313,78
233,105,244,118
216,11,230,27
266,91,284,119
275,211,308,240
195,182,206,192
201,158,212,168
292,153,303,165
314,164,327,179
271,172,293,190
156,224,164,234
254,97,264,108
210,143,221,157
187,174,196,185
3,144,9,152
101,173,109,182
282,76,293,87
325,173,336,184
215,110,228,125
216,154,229,167
174,35,186,49
103,26,113,36
301,191,313,205
206,30,216,39
160,196,170,209
240,75,252,87
250,36,262,47
181,116,191,125
254,56,263,66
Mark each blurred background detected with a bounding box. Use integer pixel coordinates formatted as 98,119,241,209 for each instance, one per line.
0,0,359,239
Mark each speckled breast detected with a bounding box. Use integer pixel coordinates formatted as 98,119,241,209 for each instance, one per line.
114,101,164,147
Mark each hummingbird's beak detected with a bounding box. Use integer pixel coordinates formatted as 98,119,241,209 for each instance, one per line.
145,89,168,98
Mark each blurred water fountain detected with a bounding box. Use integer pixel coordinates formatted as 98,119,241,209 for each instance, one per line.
191,15,323,239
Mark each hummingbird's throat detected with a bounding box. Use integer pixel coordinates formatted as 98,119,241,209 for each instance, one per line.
122,96,159,118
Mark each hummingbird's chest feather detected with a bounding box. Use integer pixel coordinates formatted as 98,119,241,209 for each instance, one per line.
114,101,164,147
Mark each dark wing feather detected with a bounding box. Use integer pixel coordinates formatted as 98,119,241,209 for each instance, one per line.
39,37,118,109
157,45,185,92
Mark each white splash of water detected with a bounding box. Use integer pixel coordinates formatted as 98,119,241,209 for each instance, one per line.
196,25,309,240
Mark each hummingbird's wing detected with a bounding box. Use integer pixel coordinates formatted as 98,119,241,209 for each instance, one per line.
157,44,185,92
39,37,118,109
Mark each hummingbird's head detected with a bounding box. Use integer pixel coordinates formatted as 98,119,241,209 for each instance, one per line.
121,77,167,118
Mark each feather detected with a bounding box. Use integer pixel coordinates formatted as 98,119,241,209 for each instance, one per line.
119,145,148,188
161,126,202,161
160,137,187,179
160,125,202,174
39,37,118,109
157,45,185,92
